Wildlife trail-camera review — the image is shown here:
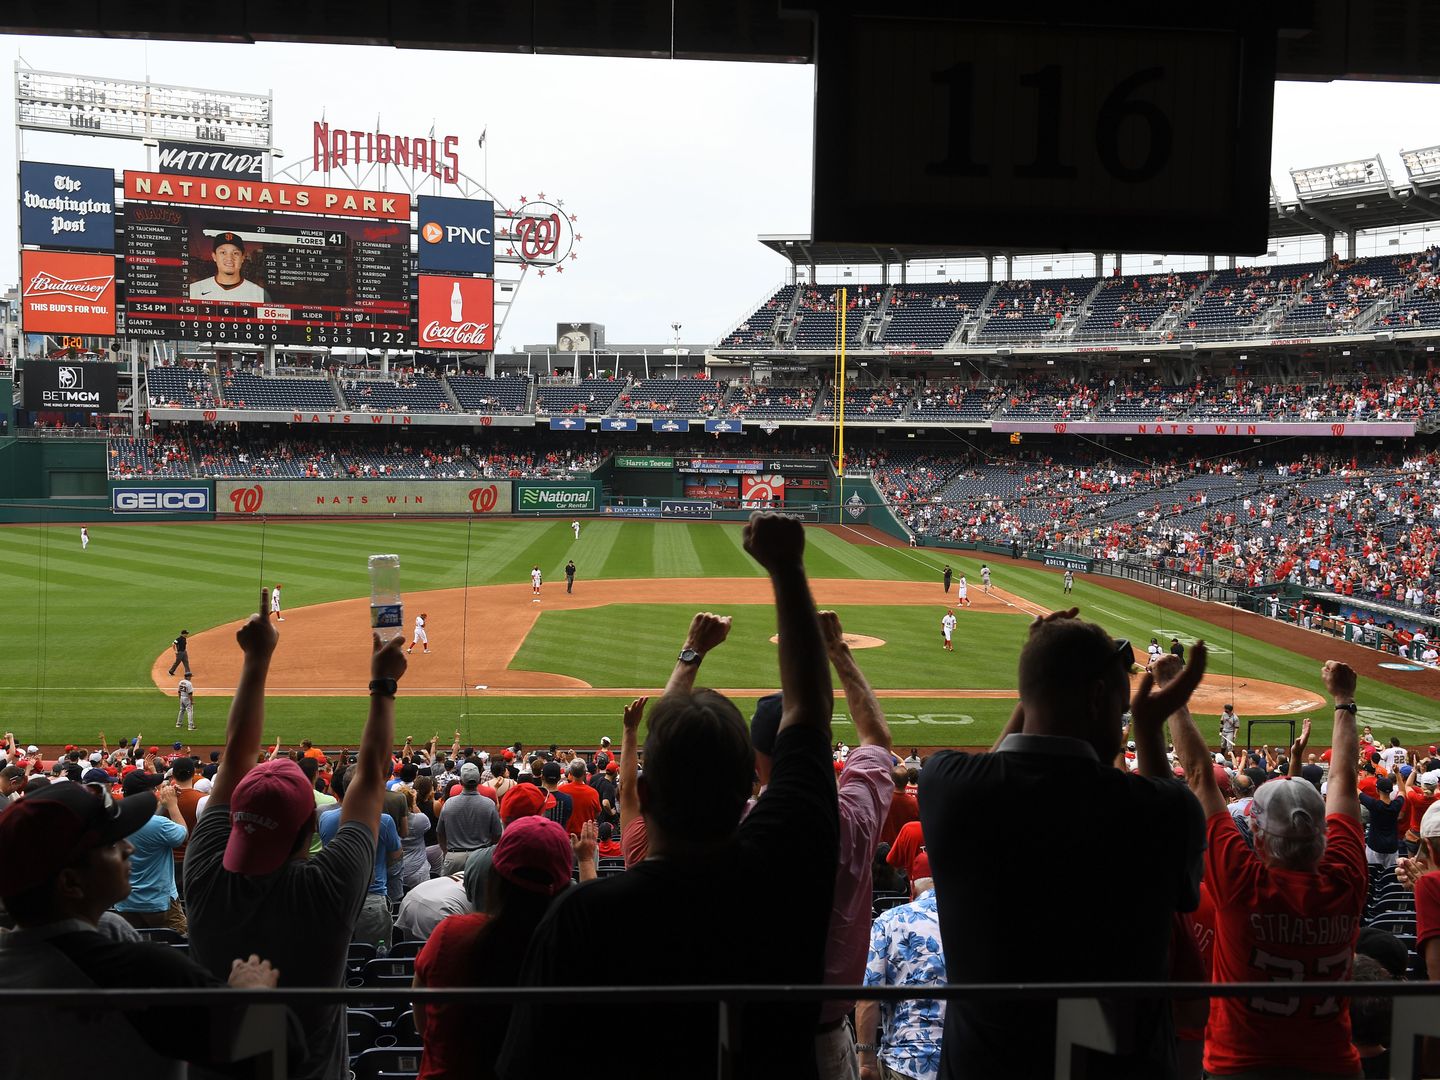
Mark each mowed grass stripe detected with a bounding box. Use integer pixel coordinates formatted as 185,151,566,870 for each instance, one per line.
598,523,657,579
803,527,909,580
652,522,705,578
560,521,622,584
706,523,768,577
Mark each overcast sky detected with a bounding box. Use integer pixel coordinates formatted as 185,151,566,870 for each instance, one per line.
4,35,1440,349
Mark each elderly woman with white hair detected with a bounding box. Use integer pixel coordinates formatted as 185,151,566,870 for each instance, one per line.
1169,658,1368,1080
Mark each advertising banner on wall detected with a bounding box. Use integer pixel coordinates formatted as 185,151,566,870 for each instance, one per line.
111,483,213,514
216,480,512,516
417,275,495,351
417,195,495,274
740,474,786,506
20,251,117,335
599,418,637,432
662,500,715,520
515,483,598,513
614,455,674,469
994,420,1417,438
20,162,116,251
22,360,119,411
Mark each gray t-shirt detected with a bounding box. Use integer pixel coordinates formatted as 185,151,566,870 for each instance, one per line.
437,790,503,851
184,803,374,1080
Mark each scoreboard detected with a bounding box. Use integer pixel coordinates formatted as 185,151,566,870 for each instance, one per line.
122,174,412,347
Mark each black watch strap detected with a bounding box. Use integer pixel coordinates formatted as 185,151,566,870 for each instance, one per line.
1335,701,1357,714
369,677,398,697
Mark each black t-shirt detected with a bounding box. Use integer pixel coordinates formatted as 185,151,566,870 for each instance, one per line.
589,774,618,822
173,637,187,654
919,736,1204,1080
497,724,838,1080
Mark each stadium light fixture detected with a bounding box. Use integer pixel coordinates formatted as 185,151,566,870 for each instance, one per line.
1400,146,1440,181
1290,157,1386,197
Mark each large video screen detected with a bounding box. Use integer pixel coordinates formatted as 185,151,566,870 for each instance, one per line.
123,188,411,347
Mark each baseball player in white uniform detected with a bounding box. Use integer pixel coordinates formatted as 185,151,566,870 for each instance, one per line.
175,677,196,731
531,565,542,601
270,584,284,621
80,526,89,551
980,564,991,593
1146,638,1163,668
409,613,430,654
941,609,957,652
956,575,971,608
571,520,581,540
1219,704,1238,755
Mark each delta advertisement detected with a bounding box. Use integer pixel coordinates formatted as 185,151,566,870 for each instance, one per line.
216,480,512,517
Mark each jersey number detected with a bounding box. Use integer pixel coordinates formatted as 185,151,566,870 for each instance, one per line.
1247,948,1350,1018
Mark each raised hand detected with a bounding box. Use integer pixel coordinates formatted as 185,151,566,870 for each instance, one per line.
1131,641,1208,731
1322,660,1358,702
227,954,280,989
622,696,648,733
742,510,805,573
371,633,408,682
684,612,732,656
571,818,598,862
236,588,280,659
818,610,847,658
1290,718,1313,763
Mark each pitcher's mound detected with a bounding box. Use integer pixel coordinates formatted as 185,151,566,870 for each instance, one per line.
769,632,885,650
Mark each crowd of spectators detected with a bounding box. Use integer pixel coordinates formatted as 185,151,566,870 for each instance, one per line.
4,522,1433,1080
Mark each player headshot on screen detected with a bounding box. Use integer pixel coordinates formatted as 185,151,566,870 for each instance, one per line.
189,231,272,303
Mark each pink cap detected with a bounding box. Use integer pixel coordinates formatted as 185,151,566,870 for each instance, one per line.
491,815,573,896
223,759,316,876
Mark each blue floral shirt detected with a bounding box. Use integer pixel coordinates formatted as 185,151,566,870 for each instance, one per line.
863,889,946,1080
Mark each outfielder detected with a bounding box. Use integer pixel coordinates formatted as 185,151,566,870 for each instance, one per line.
531,565,542,601
571,520,581,540
1063,569,1074,593
80,526,89,551
175,676,195,732
270,584,284,622
409,612,430,654
941,609,957,652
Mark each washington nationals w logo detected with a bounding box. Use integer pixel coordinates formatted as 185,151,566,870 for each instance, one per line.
229,485,265,514
515,213,561,260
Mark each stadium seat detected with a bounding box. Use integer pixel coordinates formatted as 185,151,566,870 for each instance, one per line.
350,1047,424,1080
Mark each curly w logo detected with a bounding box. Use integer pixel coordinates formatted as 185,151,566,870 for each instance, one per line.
1053,423,1068,435
1330,424,1346,437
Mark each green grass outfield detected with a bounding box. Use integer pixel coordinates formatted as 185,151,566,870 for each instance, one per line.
0,518,1435,748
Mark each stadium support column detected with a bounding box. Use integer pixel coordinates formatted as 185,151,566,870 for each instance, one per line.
837,287,848,475
265,345,275,376
130,339,140,436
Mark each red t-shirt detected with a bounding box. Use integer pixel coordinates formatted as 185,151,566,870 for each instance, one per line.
414,912,489,1080
879,790,919,847
1417,874,1440,949
621,815,648,868
1402,789,1439,837
557,781,601,835
1203,810,1366,1077
885,820,925,878
597,839,623,859
1358,774,1379,799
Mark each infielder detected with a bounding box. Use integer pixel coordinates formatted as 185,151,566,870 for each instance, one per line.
1063,569,1074,593
1146,638,1163,668
571,520,581,540
956,574,971,608
175,676,196,732
409,612,430,654
980,563,991,593
80,526,89,551
531,565,542,601
941,609,957,652
1219,704,1239,755
271,584,284,622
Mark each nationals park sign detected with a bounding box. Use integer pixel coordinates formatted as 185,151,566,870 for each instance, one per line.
217,480,512,517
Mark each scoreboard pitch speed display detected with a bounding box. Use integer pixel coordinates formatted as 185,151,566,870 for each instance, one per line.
122,172,412,346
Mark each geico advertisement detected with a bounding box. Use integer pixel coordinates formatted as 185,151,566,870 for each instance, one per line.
217,480,512,516
111,486,212,513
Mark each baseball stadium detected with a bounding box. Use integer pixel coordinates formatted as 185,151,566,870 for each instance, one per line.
4,12,1440,1080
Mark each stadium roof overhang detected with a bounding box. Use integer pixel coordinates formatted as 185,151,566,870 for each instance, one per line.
758,234,1109,268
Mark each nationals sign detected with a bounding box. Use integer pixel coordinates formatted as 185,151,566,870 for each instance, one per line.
216,479,513,516
20,250,117,334
418,276,494,351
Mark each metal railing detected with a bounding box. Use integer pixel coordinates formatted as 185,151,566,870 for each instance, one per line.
11,980,1440,1080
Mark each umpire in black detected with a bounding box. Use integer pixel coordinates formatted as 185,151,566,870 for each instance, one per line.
565,560,577,594
168,630,192,677
942,565,953,593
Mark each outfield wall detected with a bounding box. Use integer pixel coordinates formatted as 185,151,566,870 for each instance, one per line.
0,437,110,523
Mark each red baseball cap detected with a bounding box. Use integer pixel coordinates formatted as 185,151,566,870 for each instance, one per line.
605,761,618,775
502,749,515,760
911,851,932,883
0,783,155,899
223,759,316,875
500,783,545,823
491,816,573,896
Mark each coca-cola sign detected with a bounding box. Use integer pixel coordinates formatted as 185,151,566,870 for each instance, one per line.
19,250,117,334
417,276,495,352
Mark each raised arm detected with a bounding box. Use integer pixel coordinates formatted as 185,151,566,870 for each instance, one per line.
662,612,731,698
1323,661,1361,823
742,512,832,736
1288,718,1313,778
340,635,408,840
209,590,279,807
1131,644,1208,779
819,610,890,751
618,696,647,827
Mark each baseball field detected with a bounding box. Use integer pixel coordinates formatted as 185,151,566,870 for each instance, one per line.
0,517,1435,750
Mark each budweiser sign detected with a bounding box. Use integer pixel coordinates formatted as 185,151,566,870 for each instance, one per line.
422,320,490,347
25,269,113,302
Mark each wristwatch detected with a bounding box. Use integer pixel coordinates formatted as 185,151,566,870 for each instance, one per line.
677,648,700,663
369,677,399,698
1335,701,1357,714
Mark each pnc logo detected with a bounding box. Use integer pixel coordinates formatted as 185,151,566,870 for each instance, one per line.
421,221,444,244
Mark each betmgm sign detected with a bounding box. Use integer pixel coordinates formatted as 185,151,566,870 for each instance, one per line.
22,360,118,412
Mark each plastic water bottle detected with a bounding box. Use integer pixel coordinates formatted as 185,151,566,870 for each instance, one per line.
369,554,404,643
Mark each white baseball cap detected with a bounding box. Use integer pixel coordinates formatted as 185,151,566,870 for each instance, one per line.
1251,778,1325,840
